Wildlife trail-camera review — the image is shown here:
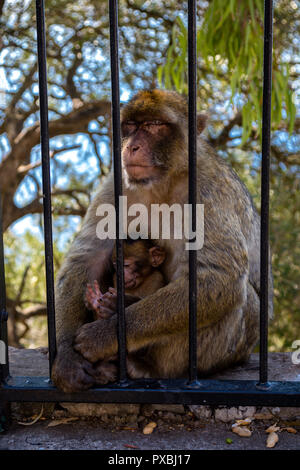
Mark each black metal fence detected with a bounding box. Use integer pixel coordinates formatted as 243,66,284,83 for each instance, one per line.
1,0,300,420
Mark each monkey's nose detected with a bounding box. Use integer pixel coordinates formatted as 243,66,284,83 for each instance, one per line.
131,145,140,153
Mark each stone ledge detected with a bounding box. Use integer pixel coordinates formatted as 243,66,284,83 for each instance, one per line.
7,347,300,381
5,347,300,422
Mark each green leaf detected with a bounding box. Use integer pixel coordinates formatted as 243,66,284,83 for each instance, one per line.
288,93,296,134
249,0,256,23
157,65,164,88
214,2,234,32
229,0,236,15
245,24,251,54
254,0,264,18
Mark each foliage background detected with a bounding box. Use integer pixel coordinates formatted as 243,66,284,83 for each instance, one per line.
0,0,299,351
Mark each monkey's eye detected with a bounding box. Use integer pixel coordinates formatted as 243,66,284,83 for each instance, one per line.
142,121,168,135
122,121,137,136
144,120,164,127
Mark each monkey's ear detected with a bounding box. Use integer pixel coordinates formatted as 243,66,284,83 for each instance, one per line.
149,246,165,267
197,113,208,134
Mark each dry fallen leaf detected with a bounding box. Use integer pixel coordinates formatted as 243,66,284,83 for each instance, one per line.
143,422,157,435
123,444,139,449
254,413,273,420
265,425,280,433
235,418,253,426
47,417,78,427
18,405,44,426
232,425,252,437
266,432,279,448
284,427,297,434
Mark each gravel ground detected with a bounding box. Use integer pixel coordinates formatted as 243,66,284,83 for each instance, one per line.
1,418,300,450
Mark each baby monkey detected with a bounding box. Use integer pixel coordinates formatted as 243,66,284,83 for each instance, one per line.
85,239,166,320
83,239,166,382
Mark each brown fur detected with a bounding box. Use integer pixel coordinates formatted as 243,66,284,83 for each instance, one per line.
52,90,273,392
84,240,166,319
112,240,166,300
84,240,166,380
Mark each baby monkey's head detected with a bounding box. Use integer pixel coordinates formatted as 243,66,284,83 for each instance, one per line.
112,239,165,290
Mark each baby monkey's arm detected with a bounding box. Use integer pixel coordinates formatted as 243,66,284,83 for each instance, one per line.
84,282,141,319
84,280,103,317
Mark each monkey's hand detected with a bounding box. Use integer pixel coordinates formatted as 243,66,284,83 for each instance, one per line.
73,318,117,363
84,280,103,315
96,288,140,315
85,283,117,319
51,348,97,393
92,358,118,384
97,287,117,318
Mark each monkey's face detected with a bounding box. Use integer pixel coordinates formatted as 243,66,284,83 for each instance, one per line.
121,90,188,186
114,258,146,289
121,121,171,184
112,242,165,290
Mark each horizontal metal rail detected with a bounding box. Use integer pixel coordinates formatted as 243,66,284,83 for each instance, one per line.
1,377,300,407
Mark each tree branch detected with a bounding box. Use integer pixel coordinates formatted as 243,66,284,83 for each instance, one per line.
3,187,90,230
16,144,82,175
16,304,47,318
0,99,111,230
16,265,30,304
6,64,36,115
0,0,5,19
209,112,242,147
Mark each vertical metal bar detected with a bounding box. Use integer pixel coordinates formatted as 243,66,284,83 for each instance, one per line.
36,0,57,376
188,0,198,384
0,191,9,382
259,0,273,385
109,0,127,383
0,204,9,444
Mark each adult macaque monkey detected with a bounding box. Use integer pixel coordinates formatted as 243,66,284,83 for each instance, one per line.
52,90,273,392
